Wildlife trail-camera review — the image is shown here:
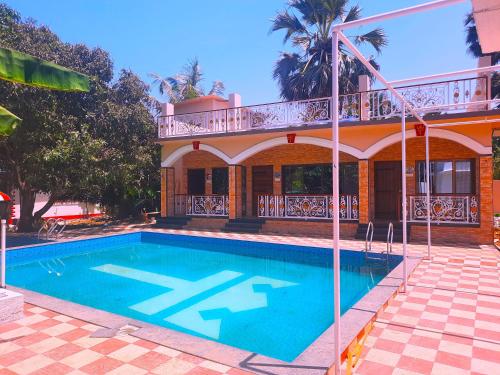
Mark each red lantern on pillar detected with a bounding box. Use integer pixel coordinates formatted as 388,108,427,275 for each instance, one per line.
192,141,200,150
415,123,426,137
287,133,296,144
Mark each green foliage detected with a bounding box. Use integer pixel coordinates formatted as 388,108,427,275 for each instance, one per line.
0,105,20,135
0,46,89,91
0,3,160,230
271,0,387,100
150,58,225,103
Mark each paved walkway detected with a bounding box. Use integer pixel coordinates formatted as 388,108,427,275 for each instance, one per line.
2,225,499,374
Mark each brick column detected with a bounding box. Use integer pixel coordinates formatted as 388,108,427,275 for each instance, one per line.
358,160,369,223
160,167,175,217
229,165,243,219
479,156,493,243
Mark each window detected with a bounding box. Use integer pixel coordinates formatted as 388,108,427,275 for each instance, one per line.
212,167,228,195
416,160,474,194
340,163,358,195
282,163,358,195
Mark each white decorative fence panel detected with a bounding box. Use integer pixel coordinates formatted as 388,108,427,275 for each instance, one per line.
185,195,229,216
409,195,478,224
258,194,358,220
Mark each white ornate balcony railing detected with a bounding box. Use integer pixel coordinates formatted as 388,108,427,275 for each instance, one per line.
157,77,489,138
409,195,478,224
367,77,488,120
179,195,229,216
258,194,358,220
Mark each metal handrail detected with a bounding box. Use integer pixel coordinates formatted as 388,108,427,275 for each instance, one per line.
365,221,374,254
386,222,393,255
38,218,66,240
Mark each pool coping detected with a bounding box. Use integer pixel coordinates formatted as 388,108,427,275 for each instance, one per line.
7,231,421,375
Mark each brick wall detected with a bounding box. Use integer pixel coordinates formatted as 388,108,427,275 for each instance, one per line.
261,220,358,238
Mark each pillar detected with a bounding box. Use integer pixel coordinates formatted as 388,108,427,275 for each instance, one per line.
358,159,369,223
479,156,493,243
229,165,243,219
160,167,175,217
358,75,371,121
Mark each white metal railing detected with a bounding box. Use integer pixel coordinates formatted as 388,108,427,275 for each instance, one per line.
183,195,229,216
157,77,489,138
258,194,358,220
409,195,478,224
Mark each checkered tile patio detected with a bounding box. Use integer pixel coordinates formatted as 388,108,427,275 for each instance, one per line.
2,225,499,374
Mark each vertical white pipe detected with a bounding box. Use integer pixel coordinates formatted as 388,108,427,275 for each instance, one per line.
401,107,408,293
1,219,6,288
425,127,431,259
331,31,341,375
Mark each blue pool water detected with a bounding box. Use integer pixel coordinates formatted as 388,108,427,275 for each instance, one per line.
7,232,401,361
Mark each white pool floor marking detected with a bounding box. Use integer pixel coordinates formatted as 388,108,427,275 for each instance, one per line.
165,276,297,339
92,264,297,339
92,264,242,315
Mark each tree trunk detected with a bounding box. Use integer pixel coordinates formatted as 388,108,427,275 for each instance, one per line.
17,188,36,232
33,195,57,221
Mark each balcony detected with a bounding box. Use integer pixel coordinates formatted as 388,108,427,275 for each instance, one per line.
408,195,479,224
157,77,490,138
258,194,359,221
175,195,229,217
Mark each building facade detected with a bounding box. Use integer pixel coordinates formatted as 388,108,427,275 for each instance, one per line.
157,74,499,244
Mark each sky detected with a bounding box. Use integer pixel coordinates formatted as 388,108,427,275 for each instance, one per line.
3,0,476,105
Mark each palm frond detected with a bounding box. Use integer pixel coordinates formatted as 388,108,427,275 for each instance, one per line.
208,80,225,96
270,10,307,42
354,28,388,54
343,5,361,23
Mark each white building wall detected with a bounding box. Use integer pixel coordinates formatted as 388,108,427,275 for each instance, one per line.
10,190,102,220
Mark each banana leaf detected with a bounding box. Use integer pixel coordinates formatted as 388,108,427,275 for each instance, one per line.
0,46,90,92
0,105,21,136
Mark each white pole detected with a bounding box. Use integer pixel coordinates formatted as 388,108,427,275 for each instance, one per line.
425,127,432,259
401,106,408,293
1,219,6,288
331,31,341,375
333,0,465,31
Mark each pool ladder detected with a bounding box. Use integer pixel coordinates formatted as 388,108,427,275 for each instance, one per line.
38,218,66,240
364,221,393,262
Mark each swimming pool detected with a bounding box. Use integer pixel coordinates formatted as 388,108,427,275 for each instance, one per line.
7,232,402,362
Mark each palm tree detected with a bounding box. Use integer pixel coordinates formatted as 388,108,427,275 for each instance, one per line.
464,12,499,100
150,58,225,103
271,0,387,101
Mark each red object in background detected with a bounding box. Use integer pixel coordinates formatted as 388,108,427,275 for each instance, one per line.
287,133,296,144
9,205,14,225
415,123,426,137
192,141,200,150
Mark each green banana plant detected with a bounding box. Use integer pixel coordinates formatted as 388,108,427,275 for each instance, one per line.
0,46,90,136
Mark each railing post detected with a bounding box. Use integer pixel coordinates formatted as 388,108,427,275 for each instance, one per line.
478,56,492,109
160,102,174,137
358,75,371,121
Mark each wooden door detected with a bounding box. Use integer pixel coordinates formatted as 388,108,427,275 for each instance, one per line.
187,169,205,195
374,161,401,220
252,166,274,216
